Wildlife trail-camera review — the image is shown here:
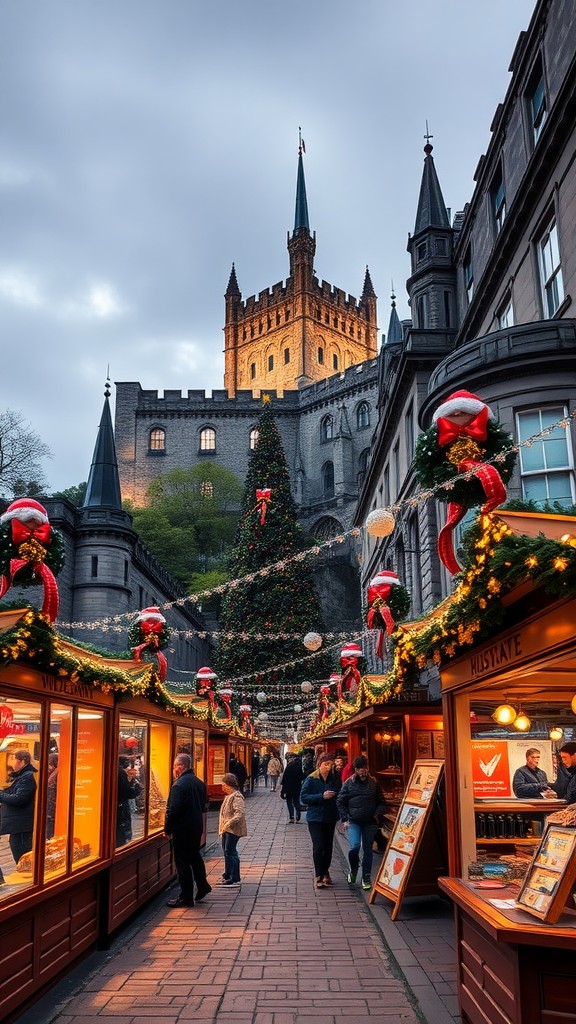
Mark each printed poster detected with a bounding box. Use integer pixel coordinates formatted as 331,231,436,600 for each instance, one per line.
472,740,512,797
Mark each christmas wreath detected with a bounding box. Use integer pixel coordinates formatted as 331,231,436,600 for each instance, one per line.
414,419,517,506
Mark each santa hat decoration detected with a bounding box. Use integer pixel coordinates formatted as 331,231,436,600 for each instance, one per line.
329,671,341,687
433,391,493,423
0,497,49,525
340,642,363,662
369,570,400,589
239,704,251,713
136,606,166,624
196,666,217,683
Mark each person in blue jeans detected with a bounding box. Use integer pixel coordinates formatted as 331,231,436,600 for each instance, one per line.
337,755,386,890
217,773,247,886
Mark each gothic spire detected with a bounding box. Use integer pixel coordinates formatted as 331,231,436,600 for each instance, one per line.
361,265,376,298
293,130,310,234
225,262,241,298
83,379,123,509
386,287,403,344
414,135,450,235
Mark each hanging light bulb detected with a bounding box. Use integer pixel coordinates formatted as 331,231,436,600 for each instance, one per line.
513,709,531,732
549,726,564,741
571,694,576,715
493,699,517,726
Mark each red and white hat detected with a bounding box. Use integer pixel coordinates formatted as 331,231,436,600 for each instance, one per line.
0,497,49,525
329,671,341,687
432,390,493,423
340,642,363,661
369,570,400,588
136,607,166,623
196,666,217,681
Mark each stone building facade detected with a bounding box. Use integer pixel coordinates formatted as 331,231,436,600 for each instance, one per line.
356,0,576,668
115,154,383,631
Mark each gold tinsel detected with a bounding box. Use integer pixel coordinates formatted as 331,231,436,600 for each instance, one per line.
18,539,47,563
446,437,485,466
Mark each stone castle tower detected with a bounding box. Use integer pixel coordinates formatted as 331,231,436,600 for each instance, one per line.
223,144,378,396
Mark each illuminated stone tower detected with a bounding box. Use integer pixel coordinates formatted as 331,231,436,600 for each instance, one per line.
224,144,378,396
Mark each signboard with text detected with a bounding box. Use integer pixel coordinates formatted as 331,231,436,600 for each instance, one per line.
472,738,554,798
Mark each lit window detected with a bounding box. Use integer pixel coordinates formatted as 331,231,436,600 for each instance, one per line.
200,480,214,498
322,461,334,499
537,219,564,318
356,402,370,430
149,428,165,451
200,427,216,451
320,415,333,442
517,407,575,507
249,428,259,450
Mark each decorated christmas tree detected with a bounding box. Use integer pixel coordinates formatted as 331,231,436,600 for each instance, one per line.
216,398,332,729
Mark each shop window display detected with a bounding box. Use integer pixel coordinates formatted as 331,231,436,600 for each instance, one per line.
116,718,148,848
0,697,41,898
72,710,104,870
44,704,72,881
193,729,206,780
149,721,170,833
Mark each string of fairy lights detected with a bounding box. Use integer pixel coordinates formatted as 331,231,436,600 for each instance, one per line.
46,408,576,739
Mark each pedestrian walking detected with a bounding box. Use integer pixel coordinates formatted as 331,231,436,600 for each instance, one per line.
217,772,247,886
337,755,386,890
280,753,303,822
299,752,341,888
267,753,282,792
229,753,248,793
164,752,211,908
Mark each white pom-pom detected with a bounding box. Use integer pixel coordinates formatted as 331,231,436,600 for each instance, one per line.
293,703,303,713
365,508,396,537
303,631,322,651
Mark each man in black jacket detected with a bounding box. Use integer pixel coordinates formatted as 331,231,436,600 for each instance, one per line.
164,753,211,907
280,754,303,823
337,755,386,890
0,750,37,864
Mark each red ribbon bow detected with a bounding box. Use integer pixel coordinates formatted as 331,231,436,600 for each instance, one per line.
133,624,167,680
366,583,395,660
339,658,361,700
255,488,272,525
11,519,51,546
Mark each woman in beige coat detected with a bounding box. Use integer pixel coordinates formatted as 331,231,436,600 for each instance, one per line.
217,772,247,886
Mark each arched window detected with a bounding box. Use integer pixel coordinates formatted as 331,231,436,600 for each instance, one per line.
318,346,324,365
199,427,216,451
250,362,256,380
284,347,290,365
357,448,370,489
322,461,335,499
268,353,274,372
320,414,333,442
200,480,214,498
249,427,259,450
149,427,166,452
312,516,342,541
356,402,370,430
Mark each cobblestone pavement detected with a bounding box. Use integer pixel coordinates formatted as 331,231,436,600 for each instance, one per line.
18,786,460,1024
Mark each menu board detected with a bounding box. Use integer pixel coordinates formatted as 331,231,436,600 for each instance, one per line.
516,825,576,923
370,760,445,920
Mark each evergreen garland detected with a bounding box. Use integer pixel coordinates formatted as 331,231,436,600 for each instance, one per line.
0,521,65,586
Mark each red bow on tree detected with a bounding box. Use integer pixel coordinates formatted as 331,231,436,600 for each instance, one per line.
255,488,272,525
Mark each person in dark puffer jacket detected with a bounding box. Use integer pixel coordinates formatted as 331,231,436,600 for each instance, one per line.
337,755,386,890
300,753,341,888
0,750,37,864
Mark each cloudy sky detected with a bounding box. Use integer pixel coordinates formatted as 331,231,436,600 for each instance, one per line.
1,0,535,494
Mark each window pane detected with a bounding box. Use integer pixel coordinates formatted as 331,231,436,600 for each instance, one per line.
0,698,41,898
149,722,170,834
200,428,215,451
117,718,148,848
517,411,541,441
523,475,548,503
547,472,573,503
544,432,569,469
73,709,104,870
520,441,545,473
44,705,72,881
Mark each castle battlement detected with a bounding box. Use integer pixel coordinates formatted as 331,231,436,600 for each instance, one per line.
129,385,301,412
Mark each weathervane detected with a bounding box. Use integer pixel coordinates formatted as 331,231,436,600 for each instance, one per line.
424,121,433,152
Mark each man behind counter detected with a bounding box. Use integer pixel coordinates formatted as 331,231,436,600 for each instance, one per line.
512,748,556,799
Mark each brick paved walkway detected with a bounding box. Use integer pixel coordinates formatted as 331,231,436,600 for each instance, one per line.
20,787,461,1024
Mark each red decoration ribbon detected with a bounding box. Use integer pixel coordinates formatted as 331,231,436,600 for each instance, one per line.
437,457,507,574
133,626,167,681
11,520,51,545
366,583,395,660
255,488,272,525
0,557,59,621
436,407,490,446
339,658,361,699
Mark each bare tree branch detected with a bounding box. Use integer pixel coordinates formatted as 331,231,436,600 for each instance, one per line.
0,409,52,498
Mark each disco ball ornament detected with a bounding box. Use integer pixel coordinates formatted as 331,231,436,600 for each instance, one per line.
301,680,313,694
365,508,396,537
303,631,322,651
256,691,267,703
294,704,303,713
